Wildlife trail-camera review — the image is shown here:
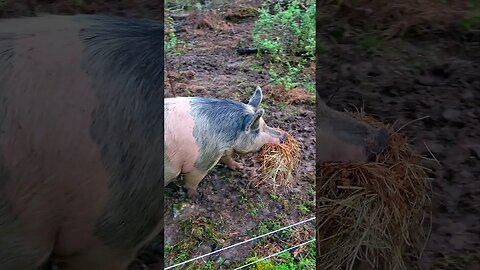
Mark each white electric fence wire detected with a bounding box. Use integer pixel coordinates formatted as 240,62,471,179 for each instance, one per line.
164,216,315,269
233,238,316,270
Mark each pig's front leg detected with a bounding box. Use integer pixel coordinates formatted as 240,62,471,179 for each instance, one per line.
220,155,244,170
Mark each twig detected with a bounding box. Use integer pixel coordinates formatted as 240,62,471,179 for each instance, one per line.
393,115,430,135
165,28,187,35
422,141,441,166
326,88,340,105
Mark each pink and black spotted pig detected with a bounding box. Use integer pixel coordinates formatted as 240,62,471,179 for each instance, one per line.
164,89,389,198
164,86,287,198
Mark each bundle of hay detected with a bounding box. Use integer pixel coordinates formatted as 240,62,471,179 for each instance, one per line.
256,131,301,192
317,112,431,270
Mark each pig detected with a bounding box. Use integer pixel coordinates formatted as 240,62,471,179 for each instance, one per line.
317,97,389,163
164,86,287,198
0,15,163,270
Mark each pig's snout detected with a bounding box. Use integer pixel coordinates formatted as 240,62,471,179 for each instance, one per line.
264,126,287,144
366,128,389,161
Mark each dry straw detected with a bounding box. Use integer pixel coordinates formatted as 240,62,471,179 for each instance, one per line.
256,131,301,192
317,112,432,270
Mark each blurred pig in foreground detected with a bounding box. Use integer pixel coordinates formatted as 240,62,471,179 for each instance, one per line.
164,86,287,198
0,15,163,270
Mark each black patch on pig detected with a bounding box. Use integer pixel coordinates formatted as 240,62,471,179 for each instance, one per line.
0,33,15,210
0,33,14,134
189,98,256,171
0,33,27,265
77,15,164,251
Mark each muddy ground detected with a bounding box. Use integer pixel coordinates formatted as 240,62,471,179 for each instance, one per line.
163,5,316,270
0,0,162,20
318,19,480,269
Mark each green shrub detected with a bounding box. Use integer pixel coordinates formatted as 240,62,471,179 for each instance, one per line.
165,16,178,53
253,0,315,59
251,0,315,91
462,0,480,33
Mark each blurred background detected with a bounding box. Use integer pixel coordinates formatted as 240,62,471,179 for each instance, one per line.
318,1,479,269
0,0,162,19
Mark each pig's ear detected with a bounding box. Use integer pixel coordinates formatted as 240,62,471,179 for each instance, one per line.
248,86,263,109
244,108,264,132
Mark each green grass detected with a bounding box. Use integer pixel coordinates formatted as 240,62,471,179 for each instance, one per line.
269,192,280,201
253,220,296,245
303,81,315,93
298,203,310,215
251,207,258,217
240,194,248,204
256,221,283,236
164,240,192,265
250,63,264,72
165,216,220,268
239,241,316,270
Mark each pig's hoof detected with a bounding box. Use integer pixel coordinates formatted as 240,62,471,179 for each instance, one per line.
228,161,244,170
189,195,200,204
187,190,199,201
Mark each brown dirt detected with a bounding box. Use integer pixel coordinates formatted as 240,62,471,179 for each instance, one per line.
188,11,232,32
320,0,474,38
318,7,480,269
0,0,162,20
164,7,316,269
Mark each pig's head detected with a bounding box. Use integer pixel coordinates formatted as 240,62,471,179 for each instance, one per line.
233,86,287,154
317,99,390,163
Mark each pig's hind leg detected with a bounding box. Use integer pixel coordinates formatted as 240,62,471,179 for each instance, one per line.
219,155,244,170
0,240,52,270
183,169,208,199
0,222,53,270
